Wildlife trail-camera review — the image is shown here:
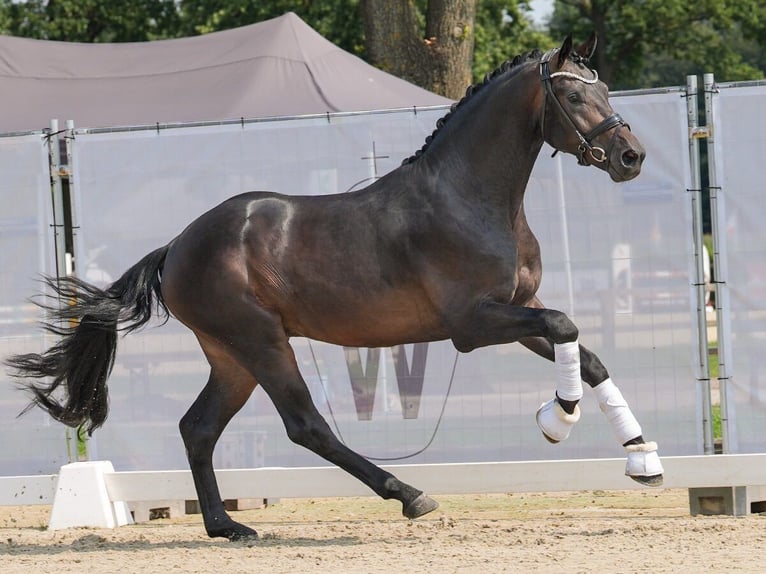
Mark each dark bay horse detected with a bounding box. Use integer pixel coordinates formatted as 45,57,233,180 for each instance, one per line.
7,35,663,541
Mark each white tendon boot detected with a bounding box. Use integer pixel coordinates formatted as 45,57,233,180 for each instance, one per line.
536,341,582,443
593,379,664,486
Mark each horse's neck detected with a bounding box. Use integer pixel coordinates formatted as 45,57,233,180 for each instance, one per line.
423,65,545,213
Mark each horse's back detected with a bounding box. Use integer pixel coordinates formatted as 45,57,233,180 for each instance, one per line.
160,189,449,347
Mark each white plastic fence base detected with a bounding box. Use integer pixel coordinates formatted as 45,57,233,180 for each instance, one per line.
48,461,133,530
26,454,766,531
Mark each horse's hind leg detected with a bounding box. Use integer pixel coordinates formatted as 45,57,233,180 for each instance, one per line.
205,302,437,523
179,343,260,540
250,338,438,519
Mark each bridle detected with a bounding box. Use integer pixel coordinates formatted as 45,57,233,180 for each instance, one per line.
539,49,628,166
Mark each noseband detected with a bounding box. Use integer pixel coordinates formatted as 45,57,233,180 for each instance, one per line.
539,49,628,166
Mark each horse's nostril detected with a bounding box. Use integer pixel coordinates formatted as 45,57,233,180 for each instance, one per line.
622,149,640,168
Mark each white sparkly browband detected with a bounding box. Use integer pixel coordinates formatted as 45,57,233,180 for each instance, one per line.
549,69,599,84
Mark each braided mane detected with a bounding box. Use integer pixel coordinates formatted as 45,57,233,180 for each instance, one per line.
402,49,543,165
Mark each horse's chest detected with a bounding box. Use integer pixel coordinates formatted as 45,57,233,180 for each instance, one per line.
510,220,542,303
480,236,541,304
512,263,541,304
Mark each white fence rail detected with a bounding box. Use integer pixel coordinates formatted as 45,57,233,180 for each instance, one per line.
4,455,765,507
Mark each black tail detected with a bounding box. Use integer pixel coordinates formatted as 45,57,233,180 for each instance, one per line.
5,245,170,434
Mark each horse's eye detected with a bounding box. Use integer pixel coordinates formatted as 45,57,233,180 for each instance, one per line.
567,92,581,104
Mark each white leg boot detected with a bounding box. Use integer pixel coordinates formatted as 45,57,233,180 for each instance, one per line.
536,398,580,443
625,442,664,486
593,379,664,486
536,341,583,443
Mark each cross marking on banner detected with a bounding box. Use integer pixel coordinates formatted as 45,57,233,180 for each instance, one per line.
361,141,389,178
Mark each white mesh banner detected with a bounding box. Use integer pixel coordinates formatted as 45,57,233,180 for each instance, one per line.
712,84,766,453
529,90,699,458
0,134,69,475
70,97,698,472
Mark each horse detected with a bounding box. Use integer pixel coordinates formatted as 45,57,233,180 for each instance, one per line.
7,34,662,541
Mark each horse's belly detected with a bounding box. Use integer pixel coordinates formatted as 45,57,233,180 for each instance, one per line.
282,297,446,348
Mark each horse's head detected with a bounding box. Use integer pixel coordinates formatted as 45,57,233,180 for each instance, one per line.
540,34,645,182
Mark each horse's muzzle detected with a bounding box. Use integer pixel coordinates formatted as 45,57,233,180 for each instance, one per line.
609,141,645,181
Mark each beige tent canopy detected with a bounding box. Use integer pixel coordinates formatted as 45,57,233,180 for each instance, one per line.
0,12,451,132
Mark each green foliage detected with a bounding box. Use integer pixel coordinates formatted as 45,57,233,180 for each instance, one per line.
65,425,88,461
709,341,720,441
712,403,721,440
549,0,766,89
473,1,555,82
0,0,179,42
77,425,88,460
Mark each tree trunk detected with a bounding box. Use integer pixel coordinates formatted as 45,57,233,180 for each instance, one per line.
360,0,477,99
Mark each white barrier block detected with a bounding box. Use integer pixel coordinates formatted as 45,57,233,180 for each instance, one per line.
48,461,133,530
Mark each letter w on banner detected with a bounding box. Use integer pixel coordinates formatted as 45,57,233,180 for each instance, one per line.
344,343,428,420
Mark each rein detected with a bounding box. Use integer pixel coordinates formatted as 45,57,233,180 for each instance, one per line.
539,49,628,166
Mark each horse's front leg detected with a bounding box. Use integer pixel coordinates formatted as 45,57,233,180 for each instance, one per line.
451,301,585,440
450,298,663,486
520,335,664,485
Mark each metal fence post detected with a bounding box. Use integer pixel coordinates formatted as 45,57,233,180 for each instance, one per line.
686,76,715,455
702,74,733,453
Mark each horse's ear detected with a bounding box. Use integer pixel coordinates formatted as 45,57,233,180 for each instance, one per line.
575,32,598,62
557,35,573,68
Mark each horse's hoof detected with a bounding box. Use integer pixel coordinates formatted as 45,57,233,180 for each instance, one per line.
630,473,664,487
536,399,580,443
229,527,259,542
541,431,560,444
208,522,259,541
403,493,439,519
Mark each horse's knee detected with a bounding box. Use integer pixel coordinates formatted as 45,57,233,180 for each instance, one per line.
179,414,193,443
541,309,578,343
179,411,199,442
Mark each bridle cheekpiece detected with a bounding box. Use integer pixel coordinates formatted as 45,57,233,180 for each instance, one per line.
539,49,628,166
